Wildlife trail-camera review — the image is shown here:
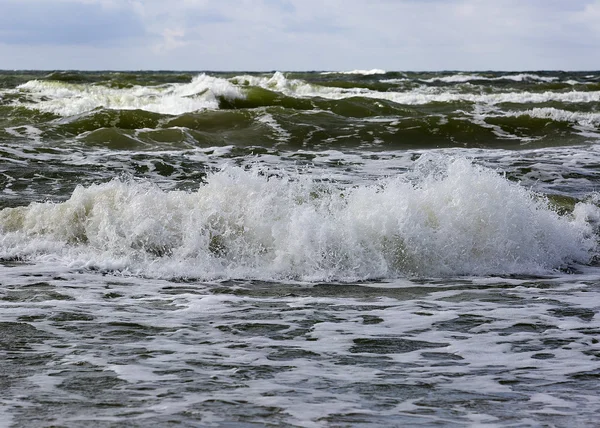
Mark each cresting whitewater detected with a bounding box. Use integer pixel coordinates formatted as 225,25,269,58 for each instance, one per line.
1,70,600,427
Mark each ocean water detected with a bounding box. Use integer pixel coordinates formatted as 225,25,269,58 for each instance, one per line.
1,70,600,427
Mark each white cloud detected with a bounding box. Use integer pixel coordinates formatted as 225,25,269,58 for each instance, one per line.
570,0,600,33
154,28,188,53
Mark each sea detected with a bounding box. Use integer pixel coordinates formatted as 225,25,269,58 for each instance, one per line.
1,69,599,427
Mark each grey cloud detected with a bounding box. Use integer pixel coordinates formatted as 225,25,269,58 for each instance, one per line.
183,10,232,26
0,1,145,46
283,19,347,35
1,0,599,71
262,0,296,14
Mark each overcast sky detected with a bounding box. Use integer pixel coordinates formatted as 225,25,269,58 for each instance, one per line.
1,0,599,71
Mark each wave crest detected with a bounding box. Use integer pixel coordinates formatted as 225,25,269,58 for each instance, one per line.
0,157,596,281
15,74,244,116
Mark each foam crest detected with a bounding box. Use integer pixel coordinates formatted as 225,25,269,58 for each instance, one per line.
507,107,600,127
359,88,600,105
320,69,387,75
233,73,600,106
0,158,596,280
420,73,559,83
15,74,244,116
232,72,367,98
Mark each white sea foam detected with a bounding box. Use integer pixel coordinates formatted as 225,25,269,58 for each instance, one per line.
233,71,367,98
352,86,600,105
420,73,559,83
506,107,600,127
14,74,244,116
233,73,600,106
3,259,599,426
4,125,44,143
380,78,410,83
420,74,485,83
0,157,596,280
320,69,387,75
386,88,600,105
256,113,292,142
12,73,600,117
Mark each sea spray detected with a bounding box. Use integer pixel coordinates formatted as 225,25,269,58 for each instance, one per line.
0,157,596,280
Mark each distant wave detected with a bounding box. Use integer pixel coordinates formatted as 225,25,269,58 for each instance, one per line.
232,72,600,106
320,69,387,75
9,72,600,121
419,73,559,83
506,107,600,127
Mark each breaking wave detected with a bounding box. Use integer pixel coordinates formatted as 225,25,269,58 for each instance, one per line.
0,157,596,281
14,74,244,116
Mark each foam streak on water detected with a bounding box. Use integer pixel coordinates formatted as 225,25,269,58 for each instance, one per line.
1,265,599,427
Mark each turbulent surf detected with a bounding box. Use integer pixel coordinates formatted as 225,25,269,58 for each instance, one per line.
1,70,600,427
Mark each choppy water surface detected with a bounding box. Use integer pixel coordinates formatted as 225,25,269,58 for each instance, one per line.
1,70,600,426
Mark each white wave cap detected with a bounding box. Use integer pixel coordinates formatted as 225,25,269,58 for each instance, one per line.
0,157,596,281
420,73,559,83
232,72,600,106
507,107,600,127
392,88,600,105
321,69,387,75
13,72,600,116
231,72,367,98
14,74,245,116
